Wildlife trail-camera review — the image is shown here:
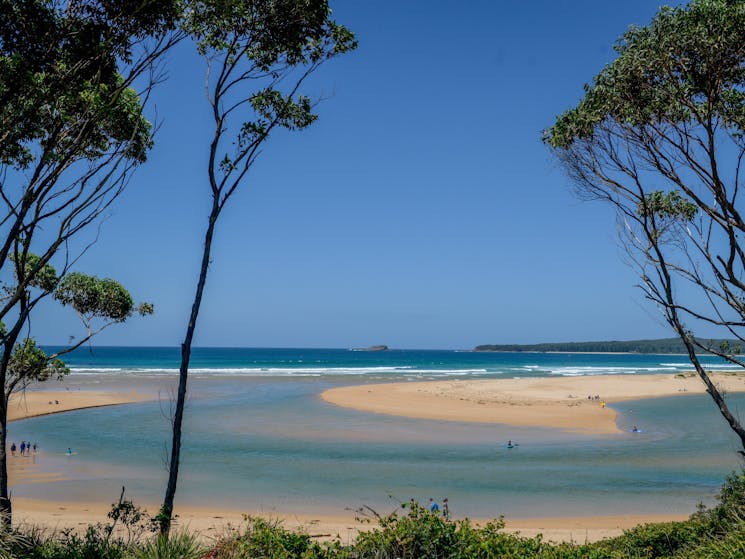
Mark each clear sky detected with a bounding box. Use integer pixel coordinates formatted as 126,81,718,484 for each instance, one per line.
35,1,691,350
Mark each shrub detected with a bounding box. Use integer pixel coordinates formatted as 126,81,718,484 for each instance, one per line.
210,516,324,559
134,529,206,559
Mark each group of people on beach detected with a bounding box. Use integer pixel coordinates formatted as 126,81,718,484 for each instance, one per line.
428,497,450,519
9,441,37,456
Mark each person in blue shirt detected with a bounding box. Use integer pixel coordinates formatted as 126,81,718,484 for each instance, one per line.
429,498,439,513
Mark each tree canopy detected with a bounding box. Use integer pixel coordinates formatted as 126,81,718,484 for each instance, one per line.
545,0,745,150
0,0,181,168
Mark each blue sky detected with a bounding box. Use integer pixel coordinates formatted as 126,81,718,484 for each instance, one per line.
35,1,690,350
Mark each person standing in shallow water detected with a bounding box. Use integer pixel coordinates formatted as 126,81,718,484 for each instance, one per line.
442,498,450,519
429,498,439,513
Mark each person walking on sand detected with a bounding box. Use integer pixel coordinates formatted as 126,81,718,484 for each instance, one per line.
442,498,450,519
19,442,25,456
9,443,15,457
429,498,439,513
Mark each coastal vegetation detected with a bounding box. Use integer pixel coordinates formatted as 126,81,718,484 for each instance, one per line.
0,471,744,558
0,0,179,526
474,338,740,354
545,0,745,453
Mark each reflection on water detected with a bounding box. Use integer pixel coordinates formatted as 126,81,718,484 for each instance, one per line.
9,375,745,519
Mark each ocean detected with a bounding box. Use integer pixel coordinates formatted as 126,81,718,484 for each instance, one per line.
9,347,745,519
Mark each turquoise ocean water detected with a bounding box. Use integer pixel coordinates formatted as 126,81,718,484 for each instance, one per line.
9,347,745,519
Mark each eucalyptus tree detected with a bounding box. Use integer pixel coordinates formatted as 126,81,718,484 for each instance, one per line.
158,0,356,534
0,0,180,524
544,0,745,452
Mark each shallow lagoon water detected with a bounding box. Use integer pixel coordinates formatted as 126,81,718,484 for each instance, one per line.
10,352,745,519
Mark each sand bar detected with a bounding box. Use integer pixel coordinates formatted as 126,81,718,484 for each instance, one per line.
7,389,152,422
321,372,745,434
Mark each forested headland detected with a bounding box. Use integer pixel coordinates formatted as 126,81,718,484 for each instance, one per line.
474,338,741,354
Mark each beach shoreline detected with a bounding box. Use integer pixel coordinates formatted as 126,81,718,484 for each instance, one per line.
8,390,153,422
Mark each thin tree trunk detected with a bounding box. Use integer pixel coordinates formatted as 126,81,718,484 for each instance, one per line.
159,205,219,535
682,336,745,455
652,231,745,455
0,390,9,530
0,314,29,529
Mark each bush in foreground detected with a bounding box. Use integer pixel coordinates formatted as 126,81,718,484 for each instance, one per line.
2,472,745,558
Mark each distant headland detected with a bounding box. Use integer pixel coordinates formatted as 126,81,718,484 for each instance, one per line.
473,338,741,354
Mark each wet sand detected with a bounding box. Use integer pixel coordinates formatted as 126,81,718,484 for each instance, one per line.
320,372,745,434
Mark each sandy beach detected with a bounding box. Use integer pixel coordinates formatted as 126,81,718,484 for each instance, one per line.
320,372,745,434
5,377,724,542
9,496,689,544
7,389,152,422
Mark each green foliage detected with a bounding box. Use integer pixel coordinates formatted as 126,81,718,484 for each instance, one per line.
185,0,357,67
213,516,321,559
54,272,150,323
638,191,697,222
136,302,155,316
544,0,745,149
0,0,180,169
182,0,357,183
9,524,130,559
134,530,205,559
588,521,707,558
7,338,68,384
9,252,57,292
106,497,152,545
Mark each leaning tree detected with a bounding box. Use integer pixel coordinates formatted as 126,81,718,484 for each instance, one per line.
544,0,745,453
158,0,356,534
0,0,180,525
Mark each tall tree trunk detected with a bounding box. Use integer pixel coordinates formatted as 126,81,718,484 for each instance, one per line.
0,315,29,529
159,205,219,535
0,391,9,530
